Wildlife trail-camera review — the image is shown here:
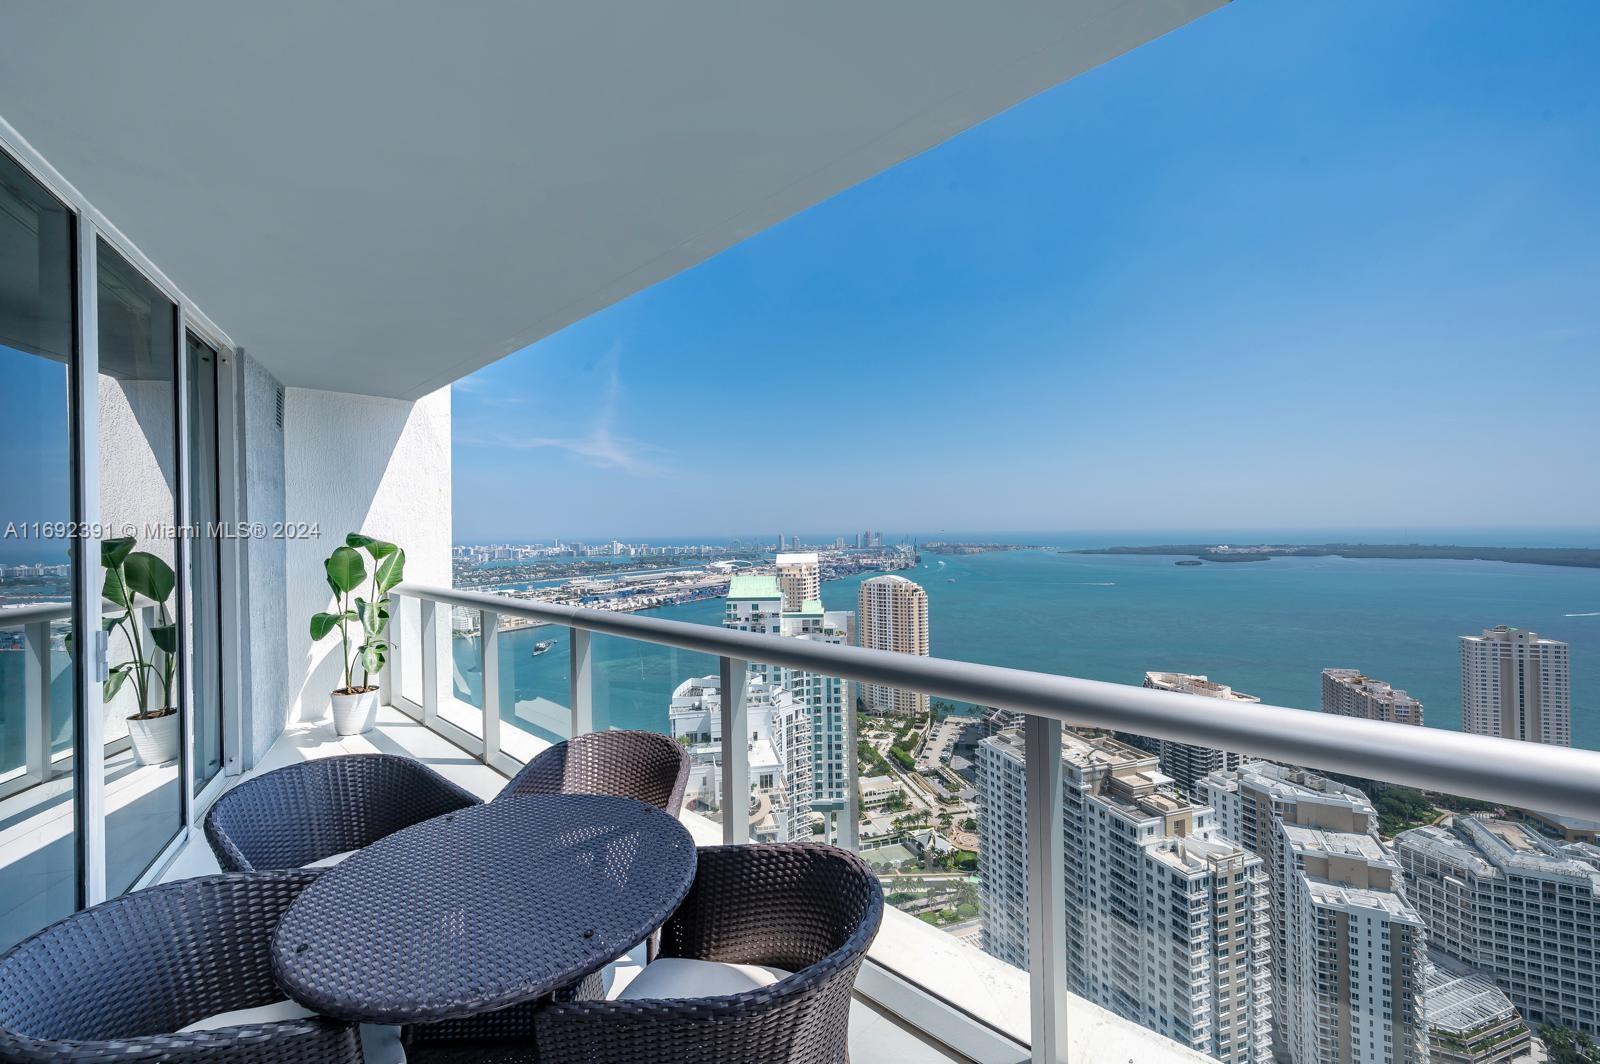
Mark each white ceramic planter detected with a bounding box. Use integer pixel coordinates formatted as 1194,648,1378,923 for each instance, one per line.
331,688,379,736
127,709,181,766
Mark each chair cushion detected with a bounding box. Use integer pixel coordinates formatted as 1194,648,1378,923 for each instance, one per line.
178,1000,317,1031
178,1003,405,1063
616,957,793,1001
304,849,356,868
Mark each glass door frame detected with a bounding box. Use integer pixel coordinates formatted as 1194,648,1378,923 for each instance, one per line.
2,116,242,907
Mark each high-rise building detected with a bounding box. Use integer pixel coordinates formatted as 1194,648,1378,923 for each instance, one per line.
1396,816,1600,1039
775,552,820,612
978,729,1273,1063
1205,763,1429,1064
1127,672,1261,793
725,572,854,813
669,673,813,842
1459,626,1570,745
857,575,929,719
1322,669,1424,726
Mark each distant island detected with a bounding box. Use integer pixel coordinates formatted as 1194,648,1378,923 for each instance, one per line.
922,542,1041,555
1071,543,1600,569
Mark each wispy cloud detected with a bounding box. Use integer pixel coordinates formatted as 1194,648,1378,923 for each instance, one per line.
477,346,669,476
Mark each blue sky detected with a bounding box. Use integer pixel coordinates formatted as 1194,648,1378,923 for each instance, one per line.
452,1,1600,544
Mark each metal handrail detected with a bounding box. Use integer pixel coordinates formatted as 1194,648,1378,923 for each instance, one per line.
395,581,1600,821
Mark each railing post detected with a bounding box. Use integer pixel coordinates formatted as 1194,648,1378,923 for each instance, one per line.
480,609,500,761
419,598,439,726
837,678,860,851
720,655,750,844
23,621,52,782
569,627,595,735
1025,712,1068,1064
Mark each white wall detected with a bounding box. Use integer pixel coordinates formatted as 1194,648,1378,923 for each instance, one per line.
282,385,450,723
237,352,289,765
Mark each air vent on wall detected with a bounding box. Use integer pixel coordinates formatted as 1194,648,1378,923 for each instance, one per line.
275,385,285,431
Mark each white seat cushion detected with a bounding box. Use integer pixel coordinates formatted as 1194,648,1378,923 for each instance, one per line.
178,1002,405,1063
178,1000,316,1032
616,957,793,1001
303,849,355,869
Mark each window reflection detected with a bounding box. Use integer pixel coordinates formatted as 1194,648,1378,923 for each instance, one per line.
96,238,183,896
0,149,79,950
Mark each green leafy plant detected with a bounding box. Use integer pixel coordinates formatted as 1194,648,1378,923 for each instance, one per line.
311,533,405,693
100,536,178,719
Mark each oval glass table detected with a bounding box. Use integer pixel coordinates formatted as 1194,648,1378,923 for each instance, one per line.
271,793,697,1024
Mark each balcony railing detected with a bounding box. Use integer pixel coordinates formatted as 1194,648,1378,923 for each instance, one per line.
0,597,163,801
387,581,1600,1064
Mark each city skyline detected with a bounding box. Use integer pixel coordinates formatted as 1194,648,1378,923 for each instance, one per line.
452,1,1600,543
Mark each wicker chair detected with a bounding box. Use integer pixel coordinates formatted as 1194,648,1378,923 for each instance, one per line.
0,871,361,1063
204,754,482,873
533,843,884,1064
496,730,689,816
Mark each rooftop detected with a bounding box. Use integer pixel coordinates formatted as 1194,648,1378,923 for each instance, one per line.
1144,671,1261,703
1398,817,1600,890
727,573,782,600
1425,952,1522,1037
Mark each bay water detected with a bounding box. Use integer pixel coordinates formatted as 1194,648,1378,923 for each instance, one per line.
456,548,1600,752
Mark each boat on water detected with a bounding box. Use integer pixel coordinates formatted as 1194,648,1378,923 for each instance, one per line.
532,639,555,656
1175,559,1203,567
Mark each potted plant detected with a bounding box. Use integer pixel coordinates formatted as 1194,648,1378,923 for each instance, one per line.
311,533,405,735
101,536,180,766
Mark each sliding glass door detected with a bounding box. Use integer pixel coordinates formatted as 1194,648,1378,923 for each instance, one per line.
1,136,237,950
0,148,80,950
95,238,185,897
186,334,223,794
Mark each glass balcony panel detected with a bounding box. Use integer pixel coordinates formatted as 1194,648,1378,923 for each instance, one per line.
849,696,1034,1047
395,594,421,707
441,605,483,738
1094,719,1586,1064
589,631,716,831
496,620,571,749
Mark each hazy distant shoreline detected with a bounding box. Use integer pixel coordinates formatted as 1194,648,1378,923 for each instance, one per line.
1070,543,1600,569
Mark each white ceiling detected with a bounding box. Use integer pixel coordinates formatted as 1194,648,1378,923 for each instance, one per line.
0,1,1221,399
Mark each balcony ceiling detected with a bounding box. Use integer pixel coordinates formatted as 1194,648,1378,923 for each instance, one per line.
0,1,1221,399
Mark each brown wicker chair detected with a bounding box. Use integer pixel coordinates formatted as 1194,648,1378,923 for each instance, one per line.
496,730,689,816
532,844,884,1064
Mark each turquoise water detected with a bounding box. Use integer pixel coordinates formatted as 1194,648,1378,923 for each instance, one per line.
458,549,1600,751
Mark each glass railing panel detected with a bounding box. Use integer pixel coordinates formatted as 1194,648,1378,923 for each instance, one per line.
855,696,983,931
857,694,1033,1046
441,605,484,737
1083,718,1594,1064
595,631,717,828
395,594,422,706
495,620,571,749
